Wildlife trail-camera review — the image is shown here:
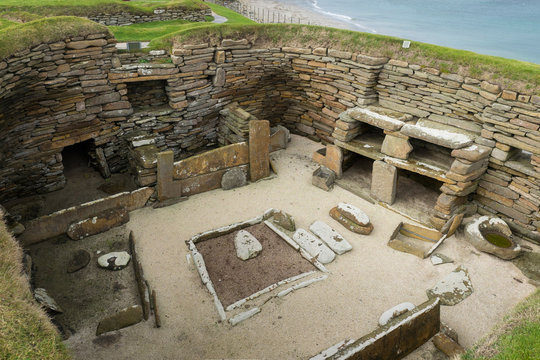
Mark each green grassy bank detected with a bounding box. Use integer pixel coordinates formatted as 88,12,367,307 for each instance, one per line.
0,214,70,359
0,0,207,17
109,2,254,42
463,289,540,360
0,16,109,60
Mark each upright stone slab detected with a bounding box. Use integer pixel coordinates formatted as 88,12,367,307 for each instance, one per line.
321,145,343,178
157,150,182,201
249,120,270,181
371,161,398,204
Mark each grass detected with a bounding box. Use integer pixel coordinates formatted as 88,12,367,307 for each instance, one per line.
462,289,540,360
0,0,207,17
149,24,540,93
0,16,109,60
0,214,70,360
111,2,253,42
0,17,15,30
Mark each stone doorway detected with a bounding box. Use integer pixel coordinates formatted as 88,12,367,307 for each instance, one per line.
61,140,96,181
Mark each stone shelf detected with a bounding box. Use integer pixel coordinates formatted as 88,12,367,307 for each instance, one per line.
334,132,386,161
385,147,454,184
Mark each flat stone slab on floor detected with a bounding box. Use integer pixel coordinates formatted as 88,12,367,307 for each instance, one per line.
67,249,91,273
293,228,336,264
426,266,473,306
309,221,352,255
234,230,262,260
96,305,143,336
97,251,131,270
431,253,454,265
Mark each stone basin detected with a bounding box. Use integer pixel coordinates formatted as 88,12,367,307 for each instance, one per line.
464,216,521,260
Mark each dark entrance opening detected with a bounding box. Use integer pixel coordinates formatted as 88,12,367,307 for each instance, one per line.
61,140,94,180
336,152,375,202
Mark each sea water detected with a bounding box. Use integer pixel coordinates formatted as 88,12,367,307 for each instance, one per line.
288,0,540,63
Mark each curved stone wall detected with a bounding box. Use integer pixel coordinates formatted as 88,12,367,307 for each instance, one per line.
0,34,538,242
88,7,211,26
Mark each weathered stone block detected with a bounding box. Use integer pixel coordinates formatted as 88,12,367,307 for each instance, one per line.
157,151,182,201
381,134,413,159
249,120,270,182
221,167,247,190
312,166,336,191
371,161,397,204
67,207,129,240
96,305,143,336
321,145,343,178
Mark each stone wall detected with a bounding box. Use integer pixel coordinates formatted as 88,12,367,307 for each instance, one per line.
375,60,540,242
0,33,538,243
88,8,211,26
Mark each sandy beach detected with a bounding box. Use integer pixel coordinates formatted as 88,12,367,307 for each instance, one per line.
235,0,355,30
64,135,537,360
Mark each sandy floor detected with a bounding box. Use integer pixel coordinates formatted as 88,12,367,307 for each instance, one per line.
65,135,537,359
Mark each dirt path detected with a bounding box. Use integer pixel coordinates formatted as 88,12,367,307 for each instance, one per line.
65,135,537,359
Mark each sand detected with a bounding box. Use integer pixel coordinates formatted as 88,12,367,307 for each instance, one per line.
235,0,354,30
63,135,537,359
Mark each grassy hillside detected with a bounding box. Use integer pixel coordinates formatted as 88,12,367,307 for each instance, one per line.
150,24,540,94
0,0,207,17
110,2,254,42
0,16,109,60
0,213,70,360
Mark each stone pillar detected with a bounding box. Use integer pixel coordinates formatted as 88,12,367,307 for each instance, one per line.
381,132,413,160
371,160,398,204
157,151,182,201
249,120,270,182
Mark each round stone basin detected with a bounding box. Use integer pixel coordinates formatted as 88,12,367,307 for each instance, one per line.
482,231,512,248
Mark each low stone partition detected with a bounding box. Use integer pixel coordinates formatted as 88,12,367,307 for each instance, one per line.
311,298,440,359
157,120,270,201
88,7,211,26
19,187,153,245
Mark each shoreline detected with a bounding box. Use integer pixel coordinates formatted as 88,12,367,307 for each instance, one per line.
235,0,357,31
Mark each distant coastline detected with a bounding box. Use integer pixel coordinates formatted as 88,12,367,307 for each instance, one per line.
236,0,540,64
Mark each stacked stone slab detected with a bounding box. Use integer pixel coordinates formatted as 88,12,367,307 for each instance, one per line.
0,30,538,243
374,58,539,241
475,91,540,243
333,105,490,228
88,8,211,26
218,105,256,145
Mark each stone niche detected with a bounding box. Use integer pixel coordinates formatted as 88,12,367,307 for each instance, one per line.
126,80,170,112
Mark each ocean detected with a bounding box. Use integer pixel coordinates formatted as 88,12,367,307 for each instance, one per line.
288,0,540,64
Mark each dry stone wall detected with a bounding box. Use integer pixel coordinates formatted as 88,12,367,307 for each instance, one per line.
0,33,538,242
88,8,211,26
